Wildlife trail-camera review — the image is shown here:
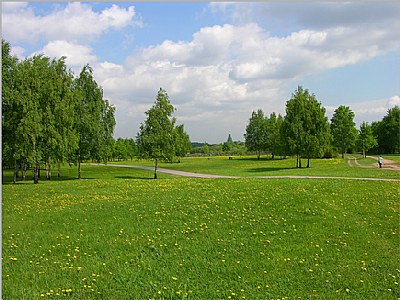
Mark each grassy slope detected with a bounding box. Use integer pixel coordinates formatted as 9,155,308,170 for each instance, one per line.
2,165,400,299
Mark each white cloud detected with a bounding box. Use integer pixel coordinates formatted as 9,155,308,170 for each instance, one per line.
10,46,26,60
3,2,399,143
2,2,136,44
1,2,28,13
209,2,400,32
99,4,136,29
387,95,400,107
326,96,400,127
36,40,97,69
92,15,399,141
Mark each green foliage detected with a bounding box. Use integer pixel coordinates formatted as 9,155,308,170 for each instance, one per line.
73,65,116,176
357,122,377,158
136,88,191,177
331,105,357,158
1,39,115,183
266,112,284,158
244,109,268,159
282,86,330,168
2,49,81,182
372,106,400,154
113,138,138,161
202,144,210,155
174,124,192,158
2,40,20,169
137,88,176,163
114,138,128,160
222,141,233,153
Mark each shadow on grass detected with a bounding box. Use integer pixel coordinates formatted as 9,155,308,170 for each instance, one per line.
247,167,297,173
115,176,153,180
236,157,288,162
2,177,97,185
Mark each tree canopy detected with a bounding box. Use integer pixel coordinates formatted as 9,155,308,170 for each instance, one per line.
357,122,377,158
282,86,330,168
136,88,191,178
244,109,268,160
372,106,400,154
2,39,115,183
331,105,357,158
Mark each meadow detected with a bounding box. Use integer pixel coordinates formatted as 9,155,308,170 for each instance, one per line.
2,158,400,299
109,155,400,180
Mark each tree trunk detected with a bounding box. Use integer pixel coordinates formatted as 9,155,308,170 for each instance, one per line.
58,162,61,177
78,150,81,179
13,159,18,184
154,158,158,179
23,164,27,180
307,157,310,168
33,164,39,184
46,159,51,180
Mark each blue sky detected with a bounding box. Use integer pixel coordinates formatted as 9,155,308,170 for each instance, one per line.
2,2,399,143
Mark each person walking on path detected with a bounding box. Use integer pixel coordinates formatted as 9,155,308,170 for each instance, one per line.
378,156,383,168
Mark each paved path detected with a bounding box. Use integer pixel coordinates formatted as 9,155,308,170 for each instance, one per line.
97,164,237,178
94,163,400,182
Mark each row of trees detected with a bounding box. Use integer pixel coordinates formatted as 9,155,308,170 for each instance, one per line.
113,138,137,161
245,86,400,167
190,141,247,156
2,40,116,183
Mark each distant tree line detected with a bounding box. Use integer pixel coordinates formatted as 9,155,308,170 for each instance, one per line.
244,86,400,167
113,138,137,161
2,40,116,183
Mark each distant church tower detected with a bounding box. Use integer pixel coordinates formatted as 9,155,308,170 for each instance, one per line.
227,134,233,143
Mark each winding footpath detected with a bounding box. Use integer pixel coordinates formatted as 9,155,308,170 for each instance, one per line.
347,155,400,171
94,163,400,182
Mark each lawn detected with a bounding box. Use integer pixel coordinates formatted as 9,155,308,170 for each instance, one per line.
2,162,399,299
109,155,400,180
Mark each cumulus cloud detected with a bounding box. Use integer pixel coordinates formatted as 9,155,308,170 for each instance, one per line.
1,2,29,13
387,95,400,107
209,2,400,32
10,46,26,60
326,96,400,127
2,2,136,44
35,40,97,69
3,2,399,142
92,10,399,141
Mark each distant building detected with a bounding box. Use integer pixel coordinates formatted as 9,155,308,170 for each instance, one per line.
227,134,233,143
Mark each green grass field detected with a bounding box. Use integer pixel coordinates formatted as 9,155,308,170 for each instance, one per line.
2,158,400,299
109,155,400,180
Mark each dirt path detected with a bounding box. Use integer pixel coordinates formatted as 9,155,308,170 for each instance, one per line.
347,155,400,171
94,163,400,182
366,156,400,171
